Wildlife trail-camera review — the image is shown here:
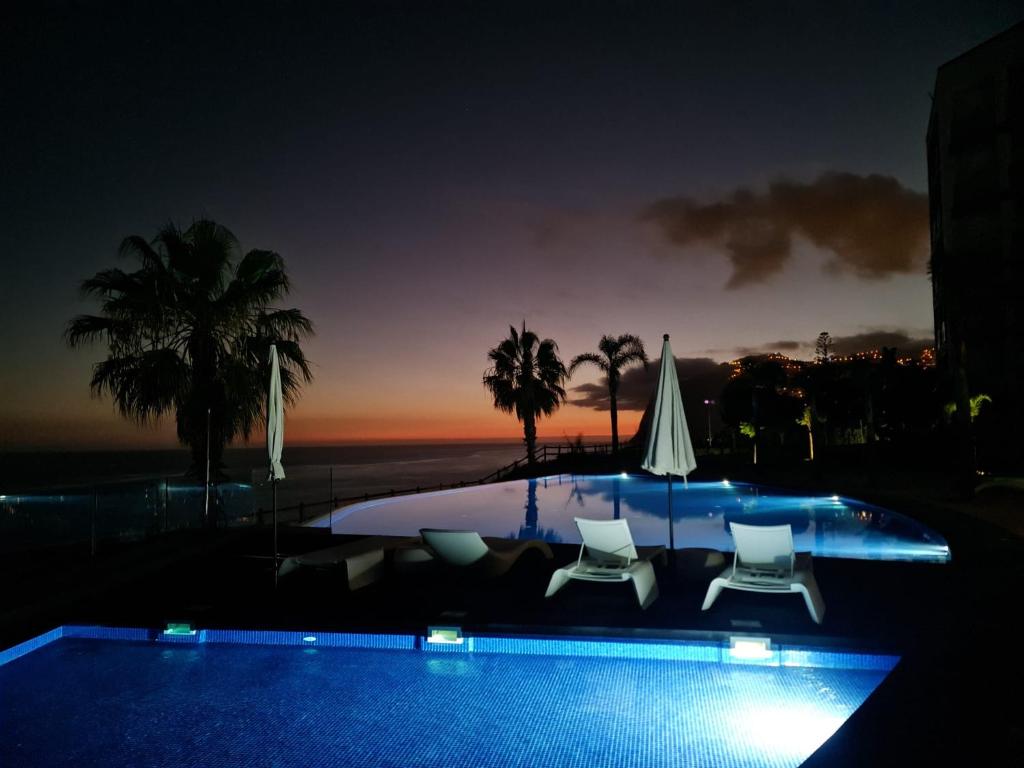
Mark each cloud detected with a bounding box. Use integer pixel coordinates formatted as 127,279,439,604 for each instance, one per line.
828,330,932,357
642,172,929,288
570,357,723,411
726,339,803,357
720,329,933,360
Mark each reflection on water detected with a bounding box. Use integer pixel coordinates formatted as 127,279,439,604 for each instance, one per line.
322,475,951,563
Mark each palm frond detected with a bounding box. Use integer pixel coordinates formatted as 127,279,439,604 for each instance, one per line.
568,352,608,376
69,219,315,459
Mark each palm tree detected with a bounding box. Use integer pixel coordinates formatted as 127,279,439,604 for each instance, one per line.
569,334,648,453
66,219,314,476
483,323,567,464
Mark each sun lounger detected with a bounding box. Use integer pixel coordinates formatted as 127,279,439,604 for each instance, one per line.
418,529,554,579
544,518,666,609
701,522,825,624
277,535,418,590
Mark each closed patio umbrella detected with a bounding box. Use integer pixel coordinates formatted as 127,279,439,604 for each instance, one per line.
641,334,697,552
267,344,286,585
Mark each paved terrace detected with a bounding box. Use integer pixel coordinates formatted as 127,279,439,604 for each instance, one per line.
2,472,1023,766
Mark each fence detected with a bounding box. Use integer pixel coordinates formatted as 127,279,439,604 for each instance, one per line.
1,443,614,555
0,480,253,555
255,443,615,526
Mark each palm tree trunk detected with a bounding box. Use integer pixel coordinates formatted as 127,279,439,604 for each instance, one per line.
523,411,537,465
609,390,619,454
610,382,618,454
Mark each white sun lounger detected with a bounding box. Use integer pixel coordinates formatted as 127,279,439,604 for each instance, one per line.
544,518,666,609
701,522,825,624
419,529,554,579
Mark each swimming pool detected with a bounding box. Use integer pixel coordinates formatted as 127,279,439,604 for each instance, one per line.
0,626,898,768
314,475,950,563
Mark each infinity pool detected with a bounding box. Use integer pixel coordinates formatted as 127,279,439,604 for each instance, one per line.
316,475,950,562
0,626,898,768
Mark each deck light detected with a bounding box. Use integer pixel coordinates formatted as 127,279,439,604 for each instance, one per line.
426,626,464,645
729,636,772,660
722,479,731,487
831,495,840,502
620,472,629,479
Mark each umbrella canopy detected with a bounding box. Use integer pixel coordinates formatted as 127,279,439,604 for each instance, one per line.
267,344,286,482
642,335,697,478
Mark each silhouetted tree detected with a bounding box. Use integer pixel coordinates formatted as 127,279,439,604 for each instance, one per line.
483,323,567,464
569,334,648,453
66,220,314,476
815,331,833,363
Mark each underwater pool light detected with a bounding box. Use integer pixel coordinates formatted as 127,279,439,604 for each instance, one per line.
302,636,317,643
722,479,731,487
163,622,195,636
729,636,772,660
620,472,629,479
426,626,464,645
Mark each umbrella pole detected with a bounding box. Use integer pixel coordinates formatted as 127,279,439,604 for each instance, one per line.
273,479,278,589
667,472,675,552
203,408,211,527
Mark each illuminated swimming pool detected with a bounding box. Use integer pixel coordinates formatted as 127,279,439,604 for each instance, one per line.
315,475,950,563
0,626,898,768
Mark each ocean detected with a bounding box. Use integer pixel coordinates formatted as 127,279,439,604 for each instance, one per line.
0,440,611,552
0,442,540,497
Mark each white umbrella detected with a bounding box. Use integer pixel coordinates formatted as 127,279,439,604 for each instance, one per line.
641,334,697,552
267,344,286,585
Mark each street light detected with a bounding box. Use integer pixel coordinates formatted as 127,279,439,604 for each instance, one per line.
703,399,715,450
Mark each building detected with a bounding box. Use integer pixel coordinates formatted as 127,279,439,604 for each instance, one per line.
928,21,1024,471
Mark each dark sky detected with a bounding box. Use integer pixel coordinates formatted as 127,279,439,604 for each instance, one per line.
2,1,1021,448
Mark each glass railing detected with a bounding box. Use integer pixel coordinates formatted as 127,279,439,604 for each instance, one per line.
0,480,254,555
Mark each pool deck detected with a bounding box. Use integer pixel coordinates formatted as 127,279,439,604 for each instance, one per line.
2,476,1023,766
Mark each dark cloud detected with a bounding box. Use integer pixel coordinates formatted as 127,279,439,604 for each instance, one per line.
642,172,929,288
829,330,933,357
722,330,932,360
570,357,723,411
727,340,804,357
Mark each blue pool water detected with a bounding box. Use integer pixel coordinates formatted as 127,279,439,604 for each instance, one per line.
315,475,950,562
0,627,897,768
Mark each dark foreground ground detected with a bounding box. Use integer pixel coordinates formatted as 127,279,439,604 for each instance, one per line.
3,463,1024,767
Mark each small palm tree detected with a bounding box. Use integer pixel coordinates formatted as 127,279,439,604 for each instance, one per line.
483,323,567,464
569,334,648,453
66,219,314,476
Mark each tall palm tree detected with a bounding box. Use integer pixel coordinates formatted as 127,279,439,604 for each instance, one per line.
569,334,648,453
483,323,567,464
66,219,314,476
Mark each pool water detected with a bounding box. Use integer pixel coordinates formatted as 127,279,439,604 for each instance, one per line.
0,627,897,768
316,475,950,563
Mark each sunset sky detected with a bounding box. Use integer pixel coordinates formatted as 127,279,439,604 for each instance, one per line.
2,2,1021,450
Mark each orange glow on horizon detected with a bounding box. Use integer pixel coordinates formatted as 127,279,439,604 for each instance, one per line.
2,406,642,450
